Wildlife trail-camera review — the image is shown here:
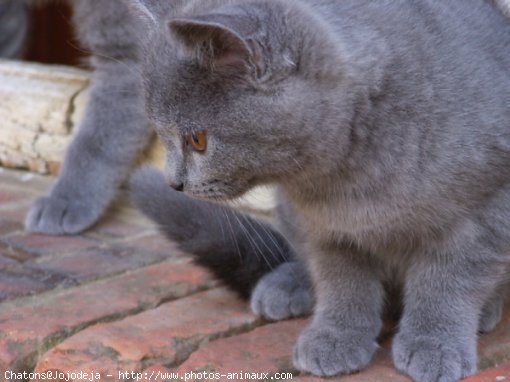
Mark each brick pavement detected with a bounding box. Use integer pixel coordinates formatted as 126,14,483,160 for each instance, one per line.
0,167,509,382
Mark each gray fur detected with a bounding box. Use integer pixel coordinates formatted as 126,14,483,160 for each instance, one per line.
18,0,510,239
130,166,294,298
251,261,314,321
0,0,28,59
25,0,151,234
129,1,510,381
478,289,505,333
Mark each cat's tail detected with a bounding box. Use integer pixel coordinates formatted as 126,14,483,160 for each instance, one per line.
129,167,293,299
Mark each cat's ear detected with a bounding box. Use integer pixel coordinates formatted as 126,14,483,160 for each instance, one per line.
169,15,264,78
126,0,168,25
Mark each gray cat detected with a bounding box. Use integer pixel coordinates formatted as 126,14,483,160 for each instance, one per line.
18,0,510,245
23,0,152,234
127,0,510,381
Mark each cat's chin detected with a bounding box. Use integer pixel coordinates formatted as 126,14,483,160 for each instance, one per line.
186,193,231,203
184,181,254,203
184,189,247,204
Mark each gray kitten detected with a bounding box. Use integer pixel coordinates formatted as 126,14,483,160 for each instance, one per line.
19,0,510,242
128,0,510,381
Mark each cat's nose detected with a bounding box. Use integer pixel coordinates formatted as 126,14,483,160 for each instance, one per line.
171,182,184,192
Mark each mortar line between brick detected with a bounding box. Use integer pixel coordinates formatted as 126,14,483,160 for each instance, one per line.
9,305,159,378
82,230,161,245
152,318,273,371
1,230,167,267
24,230,168,264
27,256,189,292
29,242,122,264
0,239,101,263
0,258,203,308
6,284,217,379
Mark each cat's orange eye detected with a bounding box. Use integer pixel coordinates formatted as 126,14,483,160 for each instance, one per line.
186,131,207,152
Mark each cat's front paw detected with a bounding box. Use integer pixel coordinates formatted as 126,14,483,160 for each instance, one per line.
250,262,314,321
25,196,100,235
392,333,477,382
293,324,378,377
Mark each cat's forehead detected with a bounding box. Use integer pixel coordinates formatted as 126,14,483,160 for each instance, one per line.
144,61,245,131
146,64,230,113
144,70,236,138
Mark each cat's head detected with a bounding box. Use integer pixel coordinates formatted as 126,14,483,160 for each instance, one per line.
129,0,352,201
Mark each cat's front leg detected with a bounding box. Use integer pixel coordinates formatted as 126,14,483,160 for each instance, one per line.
25,0,151,234
293,246,383,377
392,243,503,382
26,63,149,234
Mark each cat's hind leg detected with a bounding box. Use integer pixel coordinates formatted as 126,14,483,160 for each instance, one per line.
250,261,314,320
25,0,151,234
250,192,315,320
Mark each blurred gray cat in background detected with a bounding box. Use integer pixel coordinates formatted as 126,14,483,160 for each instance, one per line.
125,0,510,381
0,0,154,234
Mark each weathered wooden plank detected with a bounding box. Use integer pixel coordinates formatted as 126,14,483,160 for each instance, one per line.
0,60,89,173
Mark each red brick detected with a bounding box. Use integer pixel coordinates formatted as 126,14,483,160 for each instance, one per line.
34,244,171,282
0,189,30,205
0,264,77,302
3,233,97,257
174,319,306,379
0,241,37,261
0,272,49,301
0,254,18,269
88,215,149,239
0,206,30,223
0,168,53,192
0,260,214,373
465,362,510,382
0,219,23,236
34,288,259,380
122,233,187,260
